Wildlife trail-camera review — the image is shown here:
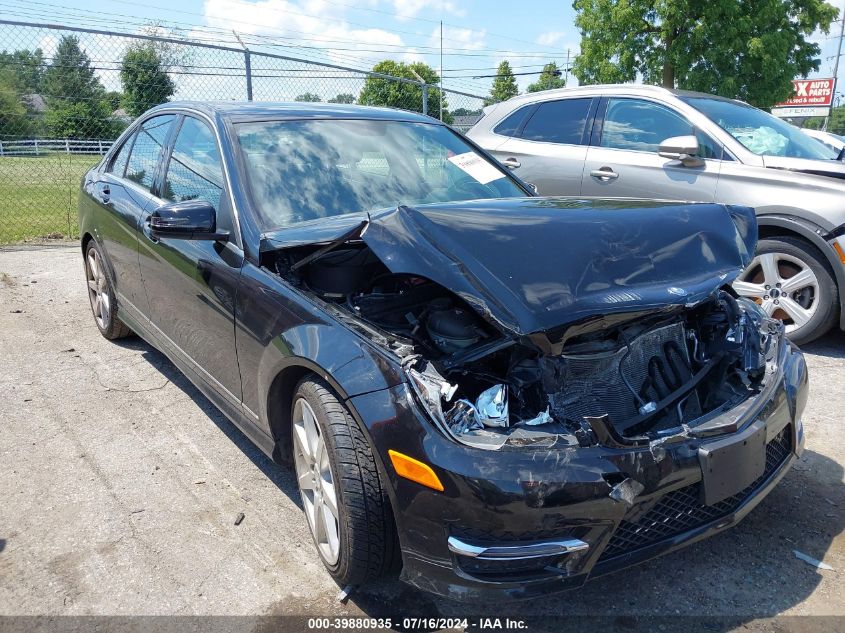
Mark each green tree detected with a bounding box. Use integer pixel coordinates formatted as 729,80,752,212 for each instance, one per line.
572,0,838,109
803,105,845,135
328,93,356,104
102,90,122,112
358,60,451,123
120,42,175,117
42,35,114,138
527,62,566,93
0,49,45,94
294,92,322,102
0,68,33,138
487,60,519,104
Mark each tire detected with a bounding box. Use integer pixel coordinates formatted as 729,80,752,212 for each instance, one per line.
84,240,133,340
733,236,838,345
291,377,399,585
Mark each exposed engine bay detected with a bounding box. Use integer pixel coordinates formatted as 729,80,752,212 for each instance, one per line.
266,238,782,451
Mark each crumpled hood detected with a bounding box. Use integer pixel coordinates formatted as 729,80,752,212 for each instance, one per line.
360,198,757,336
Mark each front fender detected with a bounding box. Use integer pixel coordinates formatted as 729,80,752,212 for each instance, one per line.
235,261,406,436
256,322,405,407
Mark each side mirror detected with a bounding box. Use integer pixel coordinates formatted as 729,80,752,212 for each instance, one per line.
149,199,229,241
658,135,704,167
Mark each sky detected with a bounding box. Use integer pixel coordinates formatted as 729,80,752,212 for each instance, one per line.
2,0,844,103
1,0,583,98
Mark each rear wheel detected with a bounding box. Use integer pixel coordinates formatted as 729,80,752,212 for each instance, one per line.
291,377,398,585
733,237,838,345
84,241,132,340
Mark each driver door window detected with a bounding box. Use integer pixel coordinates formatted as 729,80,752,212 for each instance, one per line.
162,116,232,232
601,98,720,159
163,117,224,210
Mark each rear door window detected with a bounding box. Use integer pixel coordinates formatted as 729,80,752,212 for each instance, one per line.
520,98,592,144
107,133,134,177
124,114,176,192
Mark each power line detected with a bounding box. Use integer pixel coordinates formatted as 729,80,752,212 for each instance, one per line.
0,4,569,95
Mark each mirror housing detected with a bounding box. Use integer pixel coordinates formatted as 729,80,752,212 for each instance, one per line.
658,135,704,167
149,199,229,241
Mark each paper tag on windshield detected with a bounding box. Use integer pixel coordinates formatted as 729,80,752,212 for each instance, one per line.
447,152,505,185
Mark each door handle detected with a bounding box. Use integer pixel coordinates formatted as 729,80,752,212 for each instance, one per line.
590,167,618,181
97,183,111,203
501,157,521,169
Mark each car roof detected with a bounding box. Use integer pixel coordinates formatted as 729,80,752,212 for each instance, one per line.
492,83,747,107
150,100,441,124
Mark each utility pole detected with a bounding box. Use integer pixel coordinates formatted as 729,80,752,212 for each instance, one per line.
565,49,571,84
440,21,444,121
824,7,845,131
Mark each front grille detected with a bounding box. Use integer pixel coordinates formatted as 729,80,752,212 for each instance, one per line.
598,425,792,562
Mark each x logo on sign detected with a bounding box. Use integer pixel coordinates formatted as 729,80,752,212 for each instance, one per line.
795,81,809,96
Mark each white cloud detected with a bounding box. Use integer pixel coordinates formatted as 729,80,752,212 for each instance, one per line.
193,0,419,99
428,24,486,54
391,0,465,21
536,31,565,47
202,0,405,62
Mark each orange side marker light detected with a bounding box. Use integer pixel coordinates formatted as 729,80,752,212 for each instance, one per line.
833,240,845,265
388,450,444,492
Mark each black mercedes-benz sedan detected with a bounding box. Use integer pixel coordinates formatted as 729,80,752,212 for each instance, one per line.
78,101,808,600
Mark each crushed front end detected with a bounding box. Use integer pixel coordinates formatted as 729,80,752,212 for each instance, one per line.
262,199,808,599
371,291,807,600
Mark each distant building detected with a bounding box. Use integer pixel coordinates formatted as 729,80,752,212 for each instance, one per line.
112,108,133,125
451,114,482,132
22,94,46,113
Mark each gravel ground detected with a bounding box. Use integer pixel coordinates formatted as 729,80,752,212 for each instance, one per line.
0,244,843,630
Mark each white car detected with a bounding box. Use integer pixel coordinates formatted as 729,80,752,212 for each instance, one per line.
468,84,845,344
801,128,845,155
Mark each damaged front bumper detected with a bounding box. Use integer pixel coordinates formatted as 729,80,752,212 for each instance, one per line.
349,336,808,601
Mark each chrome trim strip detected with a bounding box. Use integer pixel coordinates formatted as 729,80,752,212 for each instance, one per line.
115,291,145,322
447,536,589,560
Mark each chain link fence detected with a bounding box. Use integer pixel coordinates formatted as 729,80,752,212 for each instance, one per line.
0,20,486,243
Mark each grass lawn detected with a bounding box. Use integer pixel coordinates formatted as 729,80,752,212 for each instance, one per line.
0,154,100,243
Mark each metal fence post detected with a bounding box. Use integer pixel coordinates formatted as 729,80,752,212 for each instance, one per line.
244,49,253,101
421,83,428,116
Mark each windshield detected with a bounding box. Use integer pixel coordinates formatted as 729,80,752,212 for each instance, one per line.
235,119,528,230
683,96,838,160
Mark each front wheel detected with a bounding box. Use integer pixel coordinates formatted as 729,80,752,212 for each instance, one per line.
291,377,398,585
733,236,838,345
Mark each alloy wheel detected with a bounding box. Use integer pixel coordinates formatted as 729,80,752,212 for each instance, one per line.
86,248,111,330
293,397,341,566
733,251,820,333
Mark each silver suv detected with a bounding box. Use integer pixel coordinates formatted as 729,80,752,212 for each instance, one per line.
467,84,845,344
